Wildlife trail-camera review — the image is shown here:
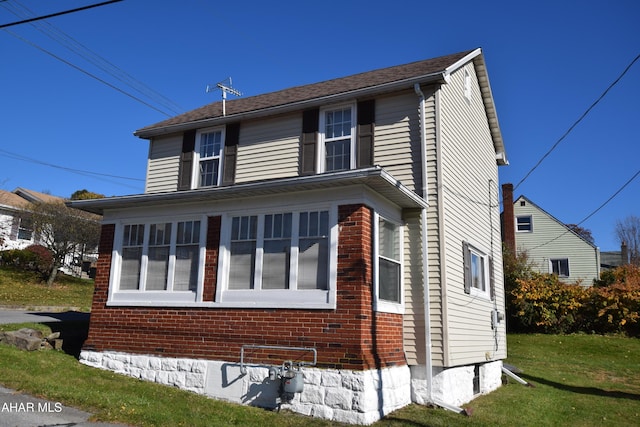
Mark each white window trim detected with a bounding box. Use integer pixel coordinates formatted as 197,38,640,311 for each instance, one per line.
193,126,225,189
216,205,338,309
373,212,404,314
466,242,491,300
516,215,533,233
317,103,357,173
108,215,207,304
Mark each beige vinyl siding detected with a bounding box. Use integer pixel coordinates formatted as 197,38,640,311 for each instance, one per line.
438,62,506,367
391,86,445,366
514,199,600,283
145,134,181,193
402,211,425,365
375,90,423,194
235,114,300,183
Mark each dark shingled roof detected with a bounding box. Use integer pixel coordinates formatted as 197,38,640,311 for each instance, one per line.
136,49,476,136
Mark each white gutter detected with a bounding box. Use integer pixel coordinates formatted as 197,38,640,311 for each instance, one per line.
414,85,468,416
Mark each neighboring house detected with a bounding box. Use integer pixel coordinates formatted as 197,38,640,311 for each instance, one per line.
0,189,36,250
0,188,99,276
502,184,600,284
0,188,62,250
69,48,508,424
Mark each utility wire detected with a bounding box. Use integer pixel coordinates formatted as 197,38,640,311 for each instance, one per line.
514,52,640,191
5,29,174,117
0,148,144,182
0,0,122,29
3,0,183,115
528,167,640,250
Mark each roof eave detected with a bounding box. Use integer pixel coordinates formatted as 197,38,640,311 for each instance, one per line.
134,72,447,139
67,167,428,215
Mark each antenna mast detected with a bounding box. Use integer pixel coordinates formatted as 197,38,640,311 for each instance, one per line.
206,77,242,116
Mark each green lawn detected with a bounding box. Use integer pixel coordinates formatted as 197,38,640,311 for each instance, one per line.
0,266,93,311
1,266,639,426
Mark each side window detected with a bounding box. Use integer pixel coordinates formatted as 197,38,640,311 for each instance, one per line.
195,128,224,187
516,215,532,232
463,241,492,298
321,105,355,172
550,258,569,277
375,214,403,313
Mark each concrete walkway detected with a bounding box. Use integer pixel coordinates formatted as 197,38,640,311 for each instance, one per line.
0,308,89,324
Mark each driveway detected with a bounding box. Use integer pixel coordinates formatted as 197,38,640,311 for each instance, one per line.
0,308,90,324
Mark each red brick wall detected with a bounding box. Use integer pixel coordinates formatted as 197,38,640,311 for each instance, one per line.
83,205,405,370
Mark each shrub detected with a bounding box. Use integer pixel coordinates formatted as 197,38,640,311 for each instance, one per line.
510,272,587,334
507,264,640,336
0,245,53,277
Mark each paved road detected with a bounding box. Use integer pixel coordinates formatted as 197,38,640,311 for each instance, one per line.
0,308,89,324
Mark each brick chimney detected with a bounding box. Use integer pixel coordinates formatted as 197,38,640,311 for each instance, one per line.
621,241,628,265
502,183,516,255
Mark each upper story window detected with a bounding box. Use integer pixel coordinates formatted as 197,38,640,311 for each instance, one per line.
320,105,355,172
375,215,403,313
516,215,532,232
195,128,225,187
117,220,202,294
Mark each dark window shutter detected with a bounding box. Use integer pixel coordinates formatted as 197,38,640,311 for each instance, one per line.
222,122,240,186
300,108,319,175
463,241,471,294
357,99,375,168
178,130,196,191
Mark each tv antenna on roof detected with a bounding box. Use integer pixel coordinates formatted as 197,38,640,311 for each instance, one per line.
206,77,242,116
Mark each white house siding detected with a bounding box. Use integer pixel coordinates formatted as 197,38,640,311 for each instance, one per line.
437,62,507,367
513,197,600,284
145,134,181,193
234,114,300,183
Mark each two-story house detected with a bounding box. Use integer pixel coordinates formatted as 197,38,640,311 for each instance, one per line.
70,48,508,424
502,184,600,284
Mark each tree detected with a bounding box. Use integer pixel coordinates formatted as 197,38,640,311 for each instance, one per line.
23,200,101,285
566,224,595,245
70,189,105,200
615,215,640,265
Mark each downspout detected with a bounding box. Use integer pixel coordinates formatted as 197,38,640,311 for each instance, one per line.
414,83,468,416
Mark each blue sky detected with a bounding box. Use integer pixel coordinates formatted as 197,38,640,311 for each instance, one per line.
1,0,638,251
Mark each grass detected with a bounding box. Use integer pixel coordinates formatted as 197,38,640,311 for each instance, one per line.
1,266,639,425
0,330,638,426
0,266,93,311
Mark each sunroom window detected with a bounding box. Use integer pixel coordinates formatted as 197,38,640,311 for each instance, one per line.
117,220,202,293
225,210,330,292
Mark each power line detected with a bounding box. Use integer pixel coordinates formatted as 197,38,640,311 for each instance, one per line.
3,0,183,115
5,29,174,117
0,0,123,29
528,167,640,250
0,148,144,188
514,52,640,191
